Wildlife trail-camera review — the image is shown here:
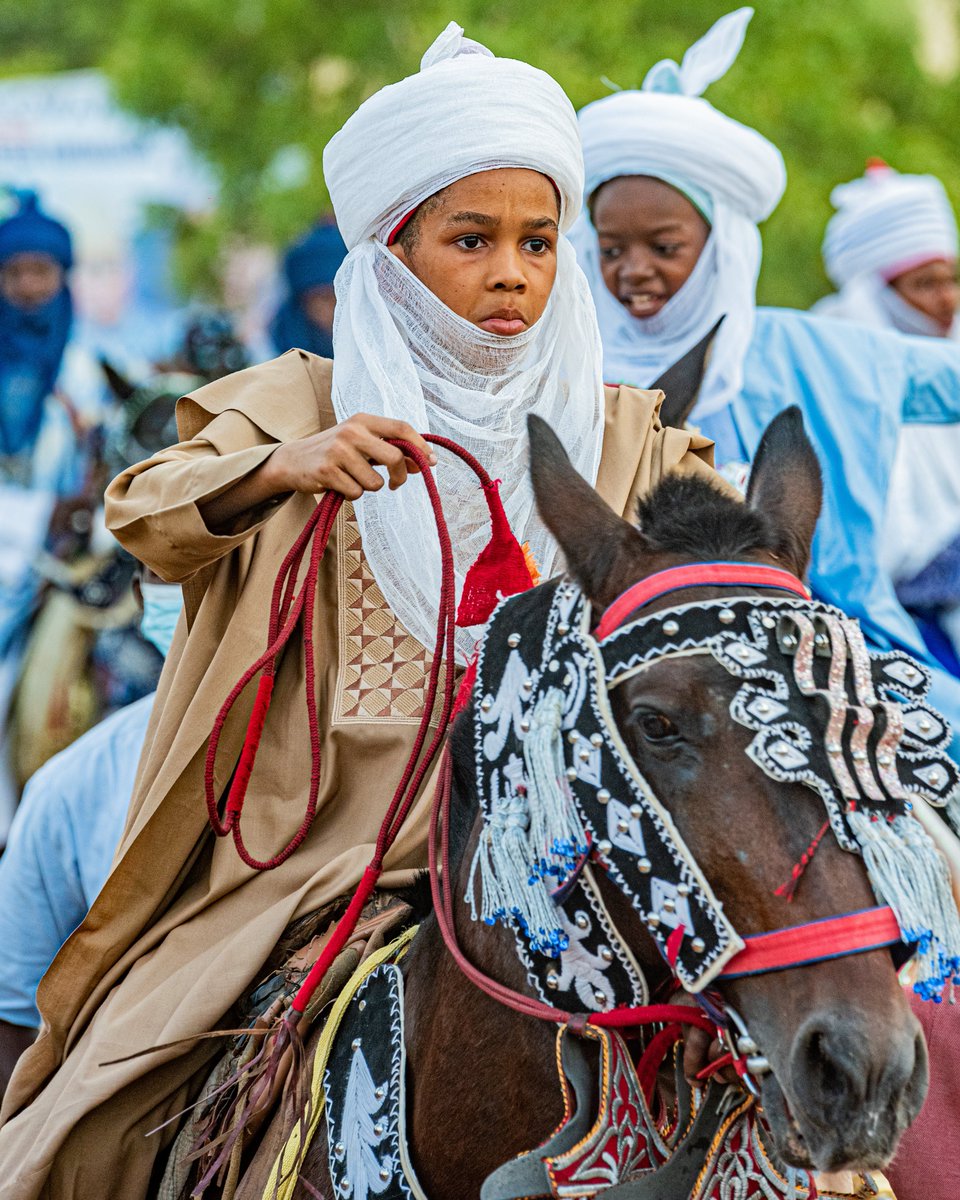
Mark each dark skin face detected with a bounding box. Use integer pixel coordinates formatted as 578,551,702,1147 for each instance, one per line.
591,175,710,320
390,168,560,335
0,252,64,310
890,257,959,333
301,284,336,333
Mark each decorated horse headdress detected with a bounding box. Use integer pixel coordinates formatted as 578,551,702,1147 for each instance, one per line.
469,496,960,1006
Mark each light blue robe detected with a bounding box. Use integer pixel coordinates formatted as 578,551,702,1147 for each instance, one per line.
697,307,960,753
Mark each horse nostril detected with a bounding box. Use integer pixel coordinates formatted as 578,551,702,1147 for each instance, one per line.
793,1022,865,1112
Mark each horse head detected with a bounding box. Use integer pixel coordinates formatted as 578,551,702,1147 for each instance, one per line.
448,407,956,1176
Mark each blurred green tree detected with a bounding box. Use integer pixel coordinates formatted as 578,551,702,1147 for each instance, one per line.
4,0,958,307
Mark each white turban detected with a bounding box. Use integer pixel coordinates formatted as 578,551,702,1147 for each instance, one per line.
321,24,604,658
823,162,958,289
570,8,786,418
324,23,584,245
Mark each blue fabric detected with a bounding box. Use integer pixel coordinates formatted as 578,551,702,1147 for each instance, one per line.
697,307,960,755
0,191,73,270
0,288,73,455
0,693,153,1027
282,222,347,296
270,223,347,358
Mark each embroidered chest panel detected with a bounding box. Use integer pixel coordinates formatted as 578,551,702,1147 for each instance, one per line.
335,505,444,725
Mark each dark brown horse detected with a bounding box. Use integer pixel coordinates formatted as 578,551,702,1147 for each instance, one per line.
237,407,928,1199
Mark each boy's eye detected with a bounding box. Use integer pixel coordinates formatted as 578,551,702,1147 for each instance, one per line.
456,234,484,250
524,238,550,254
654,243,682,257
599,245,621,261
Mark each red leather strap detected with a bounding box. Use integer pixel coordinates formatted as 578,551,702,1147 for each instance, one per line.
595,562,810,642
718,906,902,979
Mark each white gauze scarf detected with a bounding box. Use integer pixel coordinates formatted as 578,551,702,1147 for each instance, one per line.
574,7,784,418
324,24,604,659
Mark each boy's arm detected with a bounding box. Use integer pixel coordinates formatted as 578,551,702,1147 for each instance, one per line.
105,408,435,583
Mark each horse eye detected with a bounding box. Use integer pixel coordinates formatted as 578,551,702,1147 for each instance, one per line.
636,712,679,742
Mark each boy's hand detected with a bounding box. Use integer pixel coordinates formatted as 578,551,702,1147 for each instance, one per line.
266,415,436,501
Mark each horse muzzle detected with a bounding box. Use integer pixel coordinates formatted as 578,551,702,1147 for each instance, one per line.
760,1005,929,1171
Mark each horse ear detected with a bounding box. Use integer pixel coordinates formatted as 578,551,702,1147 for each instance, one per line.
746,406,822,579
100,357,137,402
649,316,724,431
527,414,648,607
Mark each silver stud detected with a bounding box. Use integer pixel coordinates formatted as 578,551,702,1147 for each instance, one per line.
379,1167,391,1182
590,732,603,747
340,1182,352,1197
756,701,770,715
597,839,613,857
375,1086,386,1101
599,946,614,963
597,788,611,805
826,742,842,755
663,898,677,914
593,989,609,1008
579,748,591,762
678,883,691,897
568,730,579,744
929,770,945,787
334,1142,346,1160
919,718,932,733
646,912,661,930
878,754,892,766
351,1038,361,1051
718,609,735,625
663,619,680,637
557,623,570,636
358,999,366,1012
546,971,560,990
637,857,652,874
549,659,560,672
563,675,572,687
852,749,866,761
905,666,918,680
480,697,493,712
629,803,642,819
507,633,521,648
762,616,776,628
814,633,829,648
519,718,530,734
373,1122,385,1137
692,937,706,954
522,678,533,693
781,635,798,651
575,911,589,930
616,819,629,835
566,767,578,781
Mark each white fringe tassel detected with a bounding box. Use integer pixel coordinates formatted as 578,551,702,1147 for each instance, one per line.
467,688,587,956
849,810,960,1000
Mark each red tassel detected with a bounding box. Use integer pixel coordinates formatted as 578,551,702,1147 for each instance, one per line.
456,480,536,627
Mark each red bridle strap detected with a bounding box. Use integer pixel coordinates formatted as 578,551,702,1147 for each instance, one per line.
717,906,902,980
595,562,810,642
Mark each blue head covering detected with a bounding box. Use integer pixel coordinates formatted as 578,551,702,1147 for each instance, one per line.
269,222,348,359
0,191,74,456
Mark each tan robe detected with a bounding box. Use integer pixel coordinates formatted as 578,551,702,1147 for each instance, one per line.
0,349,716,1198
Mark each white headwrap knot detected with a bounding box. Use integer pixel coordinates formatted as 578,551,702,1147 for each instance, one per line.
321,24,604,658
823,162,958,289
324,22,584,248
570,7,785,417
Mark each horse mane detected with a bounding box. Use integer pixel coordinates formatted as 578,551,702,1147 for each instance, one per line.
635,473,777,561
